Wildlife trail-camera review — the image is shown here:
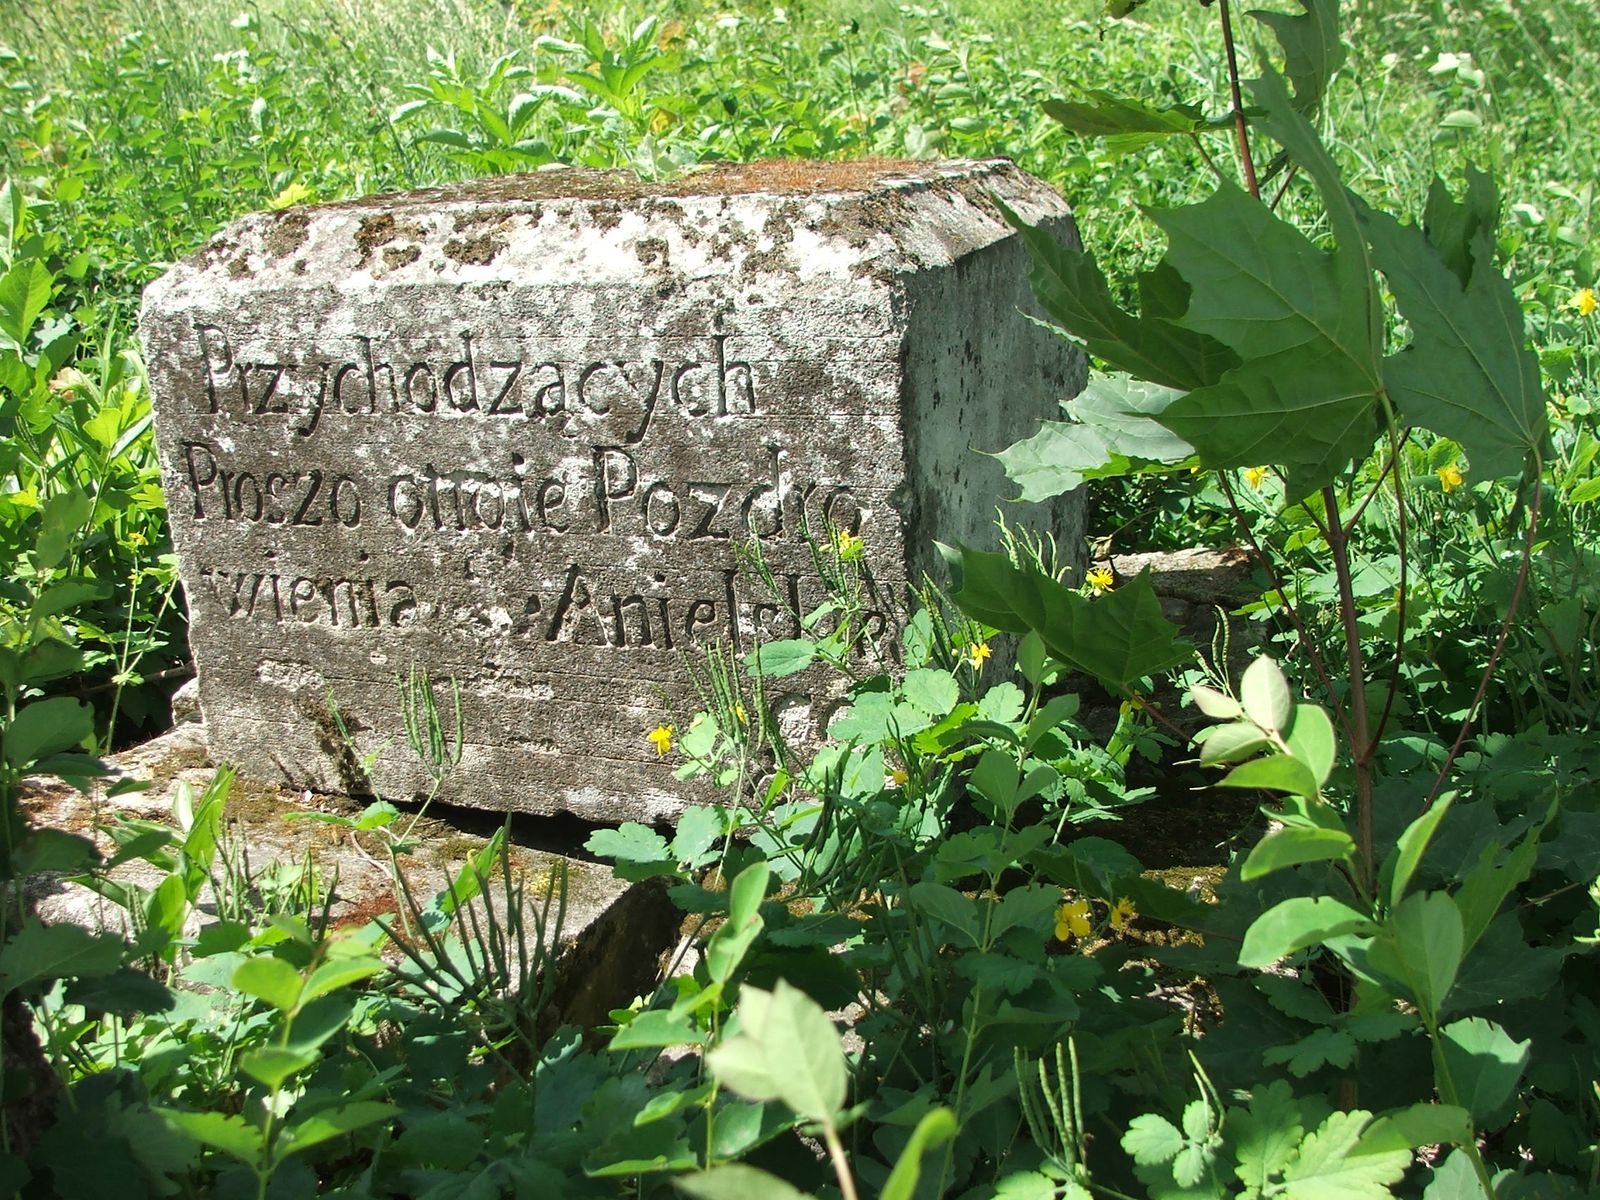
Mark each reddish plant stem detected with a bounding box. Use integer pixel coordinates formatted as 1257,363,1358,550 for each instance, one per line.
1422,481,1543,812
1218,0,1261,199
1323,485,1376,892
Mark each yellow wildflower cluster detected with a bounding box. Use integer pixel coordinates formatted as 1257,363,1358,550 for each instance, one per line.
647,724,674,756
1571,287,1597,317
1243,465,1269,490
1052,896,1137,942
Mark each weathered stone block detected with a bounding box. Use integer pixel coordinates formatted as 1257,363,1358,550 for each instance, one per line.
141,159,1086,821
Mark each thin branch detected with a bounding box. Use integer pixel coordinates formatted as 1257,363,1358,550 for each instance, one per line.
1269,163,1301,212
1323,485,1376,891
1341,431,1411,534
1217,0,1262,199
1187,130,1230,186
1422,479,1543,812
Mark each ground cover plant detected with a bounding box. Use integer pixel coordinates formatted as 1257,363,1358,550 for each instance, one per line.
1,0,1599,1196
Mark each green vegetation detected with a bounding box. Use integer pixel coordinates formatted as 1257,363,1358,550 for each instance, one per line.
2,0,1600,1196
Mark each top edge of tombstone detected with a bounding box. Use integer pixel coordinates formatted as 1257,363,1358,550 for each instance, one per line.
144,157,1074,306
325,157,1022,209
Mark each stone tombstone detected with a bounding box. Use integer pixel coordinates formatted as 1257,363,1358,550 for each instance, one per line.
140,159,1086,822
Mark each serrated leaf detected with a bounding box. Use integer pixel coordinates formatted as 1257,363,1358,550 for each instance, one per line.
1123,1113,1186,1165
902,668,959,716
1361,202,1547,479
0,257,53,349
1248,0,1344,115
1282,1111,1410,1200
1045,90,1211,138
1000,203,1239,391
1263,1027,1357,1076
671,805,724,866
949,549,1190,689
908,882,982,947
709,981,845,1124
586,822,672,867
0,919,124,993
1234,1081,1304,1195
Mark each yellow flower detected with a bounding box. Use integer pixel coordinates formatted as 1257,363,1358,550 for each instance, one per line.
832,529,863,560
888,767,910,787
647,724,674,756
127,531,148,547
1571,287,1597,317
1436,463,1464,493
1109,897,1136,932
1085,566,1114,596
966,641,992,669
733,703,748,726
1054,898,1091,941
1243,465,1268,490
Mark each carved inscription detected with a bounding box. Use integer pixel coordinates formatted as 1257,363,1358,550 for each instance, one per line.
175,320,887,661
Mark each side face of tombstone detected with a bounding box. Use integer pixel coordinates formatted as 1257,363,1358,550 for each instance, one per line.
141,159,1086,822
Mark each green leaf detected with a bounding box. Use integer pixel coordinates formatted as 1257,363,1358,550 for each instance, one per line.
240,1045,320,1089
1220,754,1319,797
1196,721,1272,766
745,639,815,678
996,373,1195,500
1282,1111,1410,1200
1240,897,1376,969
34,488,94,571
232,955,304,1013
1365,892,1463,1019
1248,0,1344,115
1421,168,1498,286
1263,1027,1357,1076
1240,657,1293,732
1452,820,1542,956
4,696,95,767
0,257,53,349
1356,1104,1471,1155
1044,90,1210,138
1358,192,1547,480
1438,1017,1528,1122
675,1165,816,1200
706,860,768,984
1284,704,1336,787
0,919,124,993
1161,348,1377,502
278,1101,399,1155
708,981,846,1124
586,823,673,872
157,1110,260,1167
1379,793,1453,907
949,549,1189,690
671,805,724,866
881,1107,958,1200
1000,203,1239,391
610,1007,701,1050
1241,827,1356,881
300,956,384,1004
902,668,959,716
908,882,982,947
1233,1081,1304,1194
1421,1150,1481,1200
1123,1113,1185,1165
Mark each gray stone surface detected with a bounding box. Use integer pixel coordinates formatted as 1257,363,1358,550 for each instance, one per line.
141,159,1085,819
